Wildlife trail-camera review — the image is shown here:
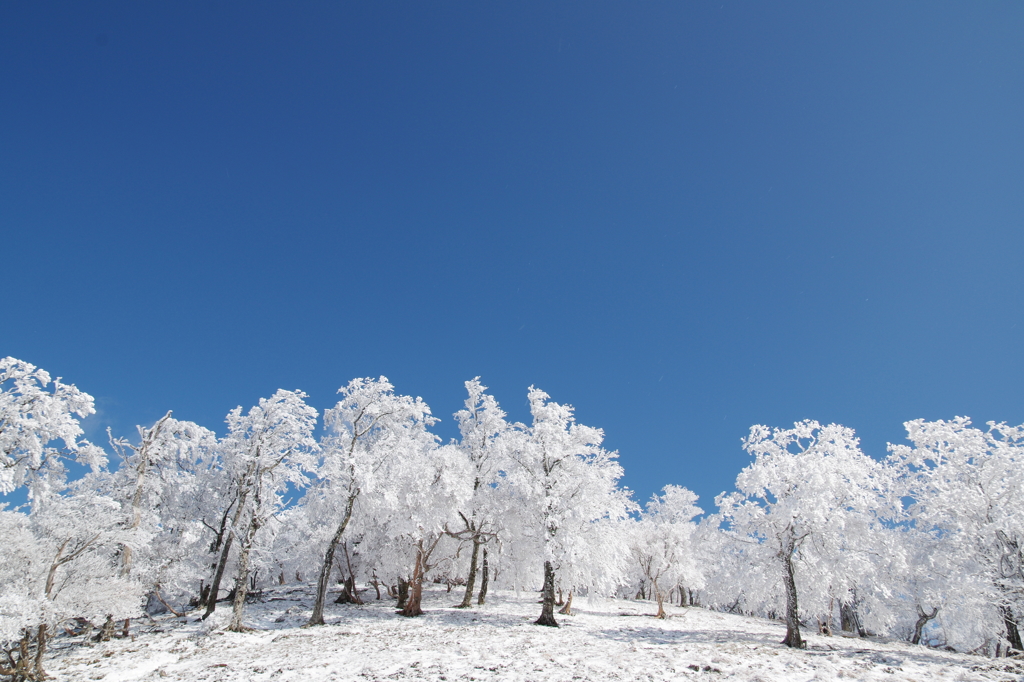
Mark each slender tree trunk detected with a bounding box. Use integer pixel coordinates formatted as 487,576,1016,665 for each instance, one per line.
559,591,573,615
400,546,425,617
535,561,558,627
202,482,250,620
202,532,235,620
912,605,939,645
780,539,804,648
458,536,481,608
655,591,666,619
308,493,357,626
477,548,489,605
227,511,263,632
33,624,47,680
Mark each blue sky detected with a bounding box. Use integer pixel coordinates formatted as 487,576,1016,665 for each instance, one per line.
3,2,1022,510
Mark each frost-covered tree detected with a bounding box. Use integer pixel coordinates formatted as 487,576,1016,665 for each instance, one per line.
447,378,515,608
507,386,633,627
0,481,143,679
716,421,889,648
0,357,105,500
305,377,437,625
202,390,317,631
631,485,704,618
889,417,1024,654
107,412,219,614
388,442,470,617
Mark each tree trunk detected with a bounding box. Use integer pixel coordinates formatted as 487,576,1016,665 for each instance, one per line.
559,591,573,615
33,624,47,680
202,487,251,621
399,547,425,617
308,493,357,626
202,532,235,620
458,536,481,608
1003,606,1023,652
334,575,362,604
99,614,116,641
477,548,489,605
535,561,558,627
655,591,666,619
396,578,409,609
780,540,804,648
227,513,261,632
912,605,939,645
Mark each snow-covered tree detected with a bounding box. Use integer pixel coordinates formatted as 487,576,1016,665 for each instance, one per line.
0,481,144,679
447,378,515,608
107,412,220,614
305,377,437,625
631,485,704,617
507,386,634,627
388,441,470,617
889,417,1024,653
716,421,889,648
202,390,317,631
0,357,105,500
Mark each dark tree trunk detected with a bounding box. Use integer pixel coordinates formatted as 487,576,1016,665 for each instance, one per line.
334,575,362,604
840,602,865,637
535,561,558,627
396,578,409,609
1003,607,1023,652
912,606,939,645
458,537,481,608
308,494,357,626
99,614,116,641
477,548,489,605
198,581,211,609
202,528,236,620
780,540,804,648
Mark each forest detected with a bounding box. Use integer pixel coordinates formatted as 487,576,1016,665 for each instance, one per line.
1,355,1022,680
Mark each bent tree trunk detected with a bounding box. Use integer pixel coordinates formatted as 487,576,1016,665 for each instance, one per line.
308,492,357,626
535,561,558,627
780,538,804,648
477,548,489,605
458,535,481,608
912,605,939,645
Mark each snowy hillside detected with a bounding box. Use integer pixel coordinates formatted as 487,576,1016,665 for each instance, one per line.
45,584,1022,682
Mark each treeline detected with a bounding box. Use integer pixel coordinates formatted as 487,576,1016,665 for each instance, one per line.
0,357,1021,679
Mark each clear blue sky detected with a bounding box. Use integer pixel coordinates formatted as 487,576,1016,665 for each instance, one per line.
3,2,1022,510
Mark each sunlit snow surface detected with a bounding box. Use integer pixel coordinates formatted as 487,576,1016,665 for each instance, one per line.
47,585,1022,681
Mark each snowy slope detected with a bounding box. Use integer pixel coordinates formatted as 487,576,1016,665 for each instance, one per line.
44,584,1023,682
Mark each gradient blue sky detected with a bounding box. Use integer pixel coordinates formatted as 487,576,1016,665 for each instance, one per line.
3,2,1022,510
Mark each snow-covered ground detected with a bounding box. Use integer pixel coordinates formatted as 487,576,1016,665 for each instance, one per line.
45,584,1023,682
